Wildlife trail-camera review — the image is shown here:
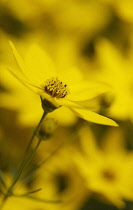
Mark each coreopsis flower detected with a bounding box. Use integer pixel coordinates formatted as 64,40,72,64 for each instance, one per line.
95,39,133,121
8,41,118,126
33,145,89,210
0,67,77,126
72,126,133,208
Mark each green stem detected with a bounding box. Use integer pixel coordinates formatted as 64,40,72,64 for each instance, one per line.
16,111,47,176
0,112,47,209
9,139,41,193
1,140,42,208
23,111,47,158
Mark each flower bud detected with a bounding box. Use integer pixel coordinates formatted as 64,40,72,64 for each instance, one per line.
37,118,57,140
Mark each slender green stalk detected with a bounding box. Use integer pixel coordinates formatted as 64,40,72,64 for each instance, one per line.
9,139,41,193
25,112,47,153
0,112,47,209
18,111,47,170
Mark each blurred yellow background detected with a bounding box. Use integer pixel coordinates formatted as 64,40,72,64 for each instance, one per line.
0,0,133,210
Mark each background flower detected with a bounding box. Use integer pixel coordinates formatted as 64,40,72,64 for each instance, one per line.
0,0,133,210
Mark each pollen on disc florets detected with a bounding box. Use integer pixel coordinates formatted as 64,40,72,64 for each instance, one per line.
44,77,69,99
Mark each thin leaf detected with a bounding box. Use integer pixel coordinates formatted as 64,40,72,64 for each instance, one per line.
14,188,42,197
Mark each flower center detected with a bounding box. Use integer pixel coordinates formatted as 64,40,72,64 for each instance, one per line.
44,77,68,99
101,169,116,182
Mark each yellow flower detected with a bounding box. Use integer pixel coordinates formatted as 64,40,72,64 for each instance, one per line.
32,145,89,210
72,126,133,208
8,41,118,126
0,67,77,126
95,39,133,121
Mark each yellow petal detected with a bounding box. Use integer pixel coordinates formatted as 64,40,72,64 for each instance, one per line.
25,44,57,85
9,41,27,73
8,67,42,93
48,106,77,126
78,126,99,157
57,66,84,86
9,41,41,92
57,98,81,108
70,107,118,126
68,80,111,101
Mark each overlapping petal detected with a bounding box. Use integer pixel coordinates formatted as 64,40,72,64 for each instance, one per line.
25,44,57,84
70,107,118,126
9,41,43,93
68,80,111,102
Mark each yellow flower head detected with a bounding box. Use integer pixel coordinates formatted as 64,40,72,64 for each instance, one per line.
8,41,118,126
72,126,133,208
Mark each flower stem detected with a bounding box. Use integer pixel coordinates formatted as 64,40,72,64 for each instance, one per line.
25,111,48,154
0,111,47,209
16,111,47,174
